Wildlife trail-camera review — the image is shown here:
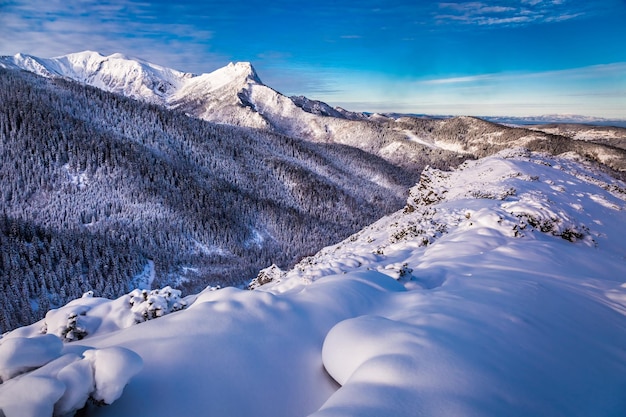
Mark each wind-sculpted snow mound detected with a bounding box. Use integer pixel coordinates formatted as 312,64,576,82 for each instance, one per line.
0,335,141,417
3,149,626,416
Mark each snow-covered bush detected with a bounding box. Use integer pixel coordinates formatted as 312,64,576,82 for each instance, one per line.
507,210,589,243
129,286,187,323
59,312,89,342
39,303,97,343
378,262,413,280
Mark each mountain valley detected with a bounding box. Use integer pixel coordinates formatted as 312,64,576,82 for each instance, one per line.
0,66,419,330
2,51,626,333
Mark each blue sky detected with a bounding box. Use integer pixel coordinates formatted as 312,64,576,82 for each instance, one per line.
1,0,625,117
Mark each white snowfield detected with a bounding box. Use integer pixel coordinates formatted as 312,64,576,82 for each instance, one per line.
2,149,626,416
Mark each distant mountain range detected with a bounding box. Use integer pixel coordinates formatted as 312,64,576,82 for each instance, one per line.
482,114,626,128
4,51,624,130
3,51,625,168
0,51,366,129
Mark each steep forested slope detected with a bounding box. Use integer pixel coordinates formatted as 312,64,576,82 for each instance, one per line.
0,67,419,331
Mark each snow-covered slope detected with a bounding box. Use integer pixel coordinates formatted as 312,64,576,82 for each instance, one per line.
527,123,626,147
0,51,336,132
0,51,269,127
0,51,433,169
0,51,193,104
3,149,626,416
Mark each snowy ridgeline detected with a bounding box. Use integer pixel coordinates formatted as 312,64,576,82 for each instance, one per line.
3,149,626,416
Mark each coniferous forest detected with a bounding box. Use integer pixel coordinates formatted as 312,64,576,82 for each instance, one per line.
0,68,428,331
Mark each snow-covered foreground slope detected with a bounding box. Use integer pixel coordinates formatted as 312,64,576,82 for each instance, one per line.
3,149,626,416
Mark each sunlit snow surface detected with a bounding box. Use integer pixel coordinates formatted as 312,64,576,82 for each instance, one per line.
2,149,626,416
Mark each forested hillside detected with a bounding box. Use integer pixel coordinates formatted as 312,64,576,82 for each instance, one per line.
0,68,428,331
3,64,625,333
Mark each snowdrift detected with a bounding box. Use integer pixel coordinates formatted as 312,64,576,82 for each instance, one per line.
2,149,626,416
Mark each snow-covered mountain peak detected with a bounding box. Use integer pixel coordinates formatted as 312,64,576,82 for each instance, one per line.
187,61,262,92
225,61,262,83
1,53,56,77
1,50,195,103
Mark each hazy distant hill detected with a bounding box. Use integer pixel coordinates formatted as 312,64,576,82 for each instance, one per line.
386,115,626,175
524,123,626,150
483,114,626,128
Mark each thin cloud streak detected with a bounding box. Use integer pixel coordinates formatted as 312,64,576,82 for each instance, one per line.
417,62,626,85
419,74,498,85
434,0,589,26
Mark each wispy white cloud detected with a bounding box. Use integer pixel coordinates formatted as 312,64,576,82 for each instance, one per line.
417,62,626,85
544,12,585,22
478,15,533,25
419,73,498,85
434,0,589,26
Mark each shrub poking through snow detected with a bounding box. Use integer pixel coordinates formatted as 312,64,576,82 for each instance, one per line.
129,286,187,323
60,312,89,342
378,263,414,280
40,304,95,342
509,212,589,242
